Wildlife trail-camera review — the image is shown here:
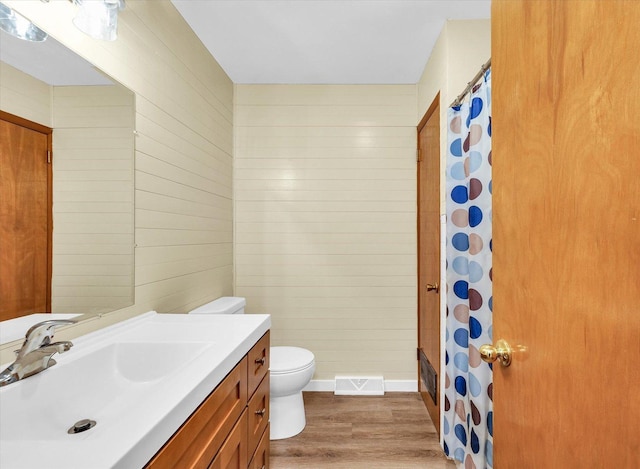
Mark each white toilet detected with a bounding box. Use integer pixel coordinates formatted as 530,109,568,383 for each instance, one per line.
188,297,315,440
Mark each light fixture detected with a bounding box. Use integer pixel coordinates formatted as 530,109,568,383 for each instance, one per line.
72,0,125,41
0,3,48,42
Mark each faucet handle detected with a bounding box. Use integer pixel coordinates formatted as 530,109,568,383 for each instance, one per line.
19,320,76,358
24,319,76,340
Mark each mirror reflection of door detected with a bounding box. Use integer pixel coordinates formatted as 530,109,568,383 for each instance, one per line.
0,111,52,320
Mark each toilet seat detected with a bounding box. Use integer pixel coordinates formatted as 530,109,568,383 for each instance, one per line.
270,346,315,374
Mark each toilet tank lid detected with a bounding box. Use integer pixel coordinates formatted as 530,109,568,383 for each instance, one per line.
189,296,246,314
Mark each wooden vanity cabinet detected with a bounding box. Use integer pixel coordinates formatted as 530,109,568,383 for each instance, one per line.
209,413,248,469
248,424,270,469
146,331,270,469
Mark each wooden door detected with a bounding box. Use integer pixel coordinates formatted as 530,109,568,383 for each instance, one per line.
417,95,441,433
0,112,52,320
492,0,640,466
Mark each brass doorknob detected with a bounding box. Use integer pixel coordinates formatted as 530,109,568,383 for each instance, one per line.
426,282,439,293
479,339,512,367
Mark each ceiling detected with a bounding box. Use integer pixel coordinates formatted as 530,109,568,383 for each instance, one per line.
0,29,113,86
0,1,490,86
171,0,491,84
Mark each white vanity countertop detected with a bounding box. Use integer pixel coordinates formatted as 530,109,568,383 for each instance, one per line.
0,311,271,469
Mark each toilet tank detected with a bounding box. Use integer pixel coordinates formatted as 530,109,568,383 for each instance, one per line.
188,296,246,315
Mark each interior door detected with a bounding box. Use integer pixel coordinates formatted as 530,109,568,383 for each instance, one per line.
492,0,640,466
417,95,441,433
0,113,52,320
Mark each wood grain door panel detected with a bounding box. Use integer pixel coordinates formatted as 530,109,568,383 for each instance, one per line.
492,0,640,466
0,114,52,320
417,95,441,433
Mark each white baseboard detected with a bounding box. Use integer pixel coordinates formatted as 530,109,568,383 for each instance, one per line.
384,380,418,392
303,380,334,392
303,379,417,393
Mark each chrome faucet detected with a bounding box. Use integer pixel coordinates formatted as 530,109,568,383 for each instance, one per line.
0,319,75,387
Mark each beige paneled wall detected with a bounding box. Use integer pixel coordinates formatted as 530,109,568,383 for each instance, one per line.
51,85,135,314
1,0,234,359
446,20,492,103
235,85,417,381
0,62,52,127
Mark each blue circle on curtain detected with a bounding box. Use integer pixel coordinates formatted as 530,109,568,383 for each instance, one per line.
469,317,483,339
450,138,463,157
468,151,483,172
452,233,469,251
455,377,467,396
470,97,484,119
471,428,480,454
469,206,483,227
468,261,483,282
486,441,494,467
450,162,466,180
454,328,468,348
487,411,493,436
488,116,492,137
489,180,492,194
489,296,493,311
488,325,493,341
454,352,469,372
455,424,467,445
445,350,449,364
489,239,493,251
453,280,469,299
454,448,465,462
444,441,450,456
451,185,468,204
452,256,469,275
443,418,450,435
469,373,482,397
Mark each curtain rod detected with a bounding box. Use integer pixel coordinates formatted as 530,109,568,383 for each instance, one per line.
449,58,491,108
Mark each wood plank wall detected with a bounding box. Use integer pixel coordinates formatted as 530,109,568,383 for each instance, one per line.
51,85,135,314
0,62,52,127
234,85,418,381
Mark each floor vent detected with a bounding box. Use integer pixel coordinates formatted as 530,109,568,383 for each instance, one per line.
334,376,384,396
419,349,437,405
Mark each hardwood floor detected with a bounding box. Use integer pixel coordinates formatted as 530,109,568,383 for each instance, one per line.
270,392,456,469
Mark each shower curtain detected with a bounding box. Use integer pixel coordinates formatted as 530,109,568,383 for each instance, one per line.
443,68,493,469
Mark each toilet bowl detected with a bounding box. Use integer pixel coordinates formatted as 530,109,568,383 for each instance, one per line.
269,346,315,440
188,297,315,440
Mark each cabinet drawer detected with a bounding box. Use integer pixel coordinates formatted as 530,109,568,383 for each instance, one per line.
247,331,269,398
248,424,270,469
247,374,269,460
146,358,248,469
208,411,248,469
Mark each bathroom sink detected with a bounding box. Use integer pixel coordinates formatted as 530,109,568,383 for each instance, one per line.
97,340,214,383
0,311,271,468
0,340,213,441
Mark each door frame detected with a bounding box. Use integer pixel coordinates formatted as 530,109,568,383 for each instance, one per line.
416,93,441,432
1,110,53,313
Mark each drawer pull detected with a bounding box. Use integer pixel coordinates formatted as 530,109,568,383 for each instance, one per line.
255,357,266,366
255,408,266,416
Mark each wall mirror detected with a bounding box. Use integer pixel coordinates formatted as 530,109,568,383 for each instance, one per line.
0,17,135,342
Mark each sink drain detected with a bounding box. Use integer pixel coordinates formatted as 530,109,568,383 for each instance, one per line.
68,419,97,434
